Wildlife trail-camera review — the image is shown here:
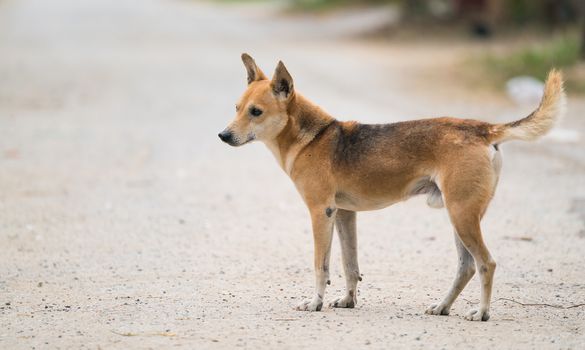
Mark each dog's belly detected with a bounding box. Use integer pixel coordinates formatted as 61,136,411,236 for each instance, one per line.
335,191,401,211
334,175,444,211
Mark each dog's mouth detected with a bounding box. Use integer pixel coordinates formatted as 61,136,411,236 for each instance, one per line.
218,130,255,147
242,133,255,144
233,134,255,147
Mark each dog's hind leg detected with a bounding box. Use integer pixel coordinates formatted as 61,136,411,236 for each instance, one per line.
448,212,496,321
329,209,360,308
432,148,498,321
425,231,475,316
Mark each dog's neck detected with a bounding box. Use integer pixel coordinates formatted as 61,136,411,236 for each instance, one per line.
265,93,335,175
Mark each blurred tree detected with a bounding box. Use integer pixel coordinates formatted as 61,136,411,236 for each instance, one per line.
399,0,582,39
292,0,585,54
578,0,585,59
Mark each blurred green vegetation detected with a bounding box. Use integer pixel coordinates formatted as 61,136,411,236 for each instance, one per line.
482,36,579,81
477,34,585,92
290,0,397,11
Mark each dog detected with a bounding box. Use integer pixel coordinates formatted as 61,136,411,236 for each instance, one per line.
219,53,566,321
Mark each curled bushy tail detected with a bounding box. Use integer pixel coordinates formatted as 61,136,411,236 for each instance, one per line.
489,69,566,144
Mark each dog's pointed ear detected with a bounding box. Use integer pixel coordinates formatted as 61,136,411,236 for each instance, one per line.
271,61,294,100
241,53,266,85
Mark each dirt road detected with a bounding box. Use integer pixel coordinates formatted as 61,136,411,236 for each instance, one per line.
1,0,584,349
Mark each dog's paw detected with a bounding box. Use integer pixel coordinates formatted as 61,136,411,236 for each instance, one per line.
464,308,490,321
425,303,450,316
295,297,323,312
329,295,356,309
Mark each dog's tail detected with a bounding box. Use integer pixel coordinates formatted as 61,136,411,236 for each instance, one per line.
488,69,566,144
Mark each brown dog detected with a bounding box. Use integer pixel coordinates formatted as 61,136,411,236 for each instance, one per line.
219,54,565,321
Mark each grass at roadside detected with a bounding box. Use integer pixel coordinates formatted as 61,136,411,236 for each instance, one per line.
476,33,585,93
210,0,269,3
292,0,399,11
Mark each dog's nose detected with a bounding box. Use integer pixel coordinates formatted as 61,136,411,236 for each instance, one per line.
218,130,233,143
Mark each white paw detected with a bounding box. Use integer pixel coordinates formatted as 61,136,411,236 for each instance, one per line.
465,308,490,321
295,297,323,312
329,295,356,308
425,303,450,316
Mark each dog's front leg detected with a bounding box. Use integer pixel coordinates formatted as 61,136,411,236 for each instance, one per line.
296,205,335,312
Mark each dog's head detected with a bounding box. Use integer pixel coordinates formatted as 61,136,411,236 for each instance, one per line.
218,53,294,147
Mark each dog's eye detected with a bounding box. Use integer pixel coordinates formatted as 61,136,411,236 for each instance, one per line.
249,107,263,117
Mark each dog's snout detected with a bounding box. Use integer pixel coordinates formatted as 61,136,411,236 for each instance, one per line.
218,130,233,143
